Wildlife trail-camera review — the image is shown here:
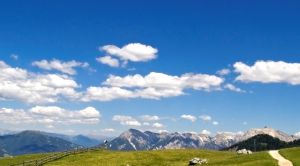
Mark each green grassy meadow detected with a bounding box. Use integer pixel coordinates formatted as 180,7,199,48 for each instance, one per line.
0,153,53,165
42,149,277,166
280,147,300,166
0,148,284,166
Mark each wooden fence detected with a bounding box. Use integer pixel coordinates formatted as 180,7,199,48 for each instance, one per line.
8,147,100,166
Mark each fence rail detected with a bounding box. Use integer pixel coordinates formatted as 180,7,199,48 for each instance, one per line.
8,147,100,166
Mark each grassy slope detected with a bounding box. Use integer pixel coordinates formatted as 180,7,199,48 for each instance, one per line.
280,147,300,166
44,149,276,166
0,153,52,165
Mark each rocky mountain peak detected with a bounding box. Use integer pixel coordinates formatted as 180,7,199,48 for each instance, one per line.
108,127,297,151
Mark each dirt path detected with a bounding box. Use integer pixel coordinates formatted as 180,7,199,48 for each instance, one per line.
269,150,293,166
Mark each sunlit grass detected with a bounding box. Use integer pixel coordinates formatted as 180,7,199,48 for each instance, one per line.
44,149,276,166
0,152,53,165
0,149,280,166
280,147,300,166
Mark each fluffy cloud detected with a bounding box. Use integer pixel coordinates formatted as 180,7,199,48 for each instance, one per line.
140,115,160,121
82,72,223,101
100,43,157,62
102,128,115,132
10,54,18,60
217,68,230,76
82,87,135,101
0,61,80,104
96,56,119,67
143,122,150,126
224,83,245,93
294,132,300,138
0,106,101,126
198,116,220,126
97,43,157,67
201,129,211,135
103,72,223,91
180,114,197,122
2,60,223,104
32,59,89,75
157,130,169,133
212,121,219,125
199,115,212,121
234,60,300,85
152,122,164,128
112,115,141,126
30,106,100,124
135,87,184,99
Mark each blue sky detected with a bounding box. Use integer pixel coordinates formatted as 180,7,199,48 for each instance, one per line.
0,0,300,137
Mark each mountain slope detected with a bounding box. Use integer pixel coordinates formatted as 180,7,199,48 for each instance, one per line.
226,134,300,151
68,135,101,147
226,134,289,151
109,129,152,150
108,129,225,150
213,132,239,148
0,148,6,156
0,131,81,156
41,132,101,147
0,129,17,136
108,127,297,151
236,128,296,142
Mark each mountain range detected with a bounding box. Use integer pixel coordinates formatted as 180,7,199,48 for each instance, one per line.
107,127,299,151
40,132,102,147
0,127,299,156
226,134,300,151
0,130,105,156
0,131,80,156
0,129,17,136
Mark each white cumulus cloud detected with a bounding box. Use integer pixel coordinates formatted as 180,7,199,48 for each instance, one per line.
143,122,150,126
0,60,225,104
152,122,164,128
201,129,211,135
82,72,223,102
0,106,101,126
96,56,120,67
199,115,212,121
112,115,141,126
140,115,160,121
82,87,135,101
10,54,19,60
97,43,158,67
100,43,158,62
181,114,197,122
217,68,230,76
0,61,81,104
234,60,300,85
212,121,219,125
294,132,300,138
103,72,223,91
32,59,89,75
97,43,157,68
224,83,245,93
102,128,115,132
